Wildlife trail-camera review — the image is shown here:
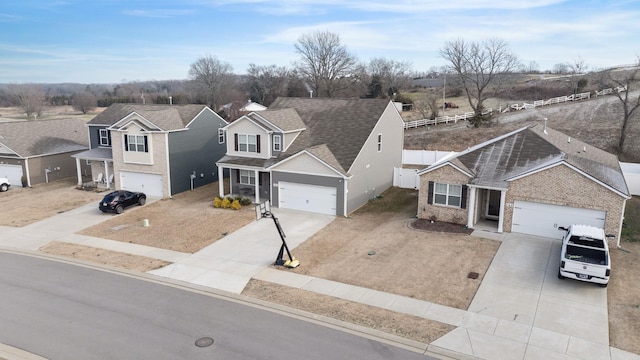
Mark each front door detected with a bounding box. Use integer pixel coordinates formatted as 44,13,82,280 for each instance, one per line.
486,190,501,220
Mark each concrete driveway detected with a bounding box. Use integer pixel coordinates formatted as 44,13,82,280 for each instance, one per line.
432,232,611,360
148,209,335,294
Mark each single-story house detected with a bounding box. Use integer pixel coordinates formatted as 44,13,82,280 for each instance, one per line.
417,123,630,241
216,97,405,216
72,103,228,197
0,119,90,187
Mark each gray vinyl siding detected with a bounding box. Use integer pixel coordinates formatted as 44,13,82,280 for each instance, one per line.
271,171,345,216
27,151,91,185
168,110,228,195
88,125,110,149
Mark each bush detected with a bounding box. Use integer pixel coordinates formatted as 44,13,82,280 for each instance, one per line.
231,199,241,210
213,197,223,208
221,197,232,209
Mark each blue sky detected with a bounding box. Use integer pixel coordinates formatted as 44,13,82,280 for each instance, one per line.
1,0,639,84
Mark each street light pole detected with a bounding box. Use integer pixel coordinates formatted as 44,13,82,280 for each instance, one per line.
442,72,446,114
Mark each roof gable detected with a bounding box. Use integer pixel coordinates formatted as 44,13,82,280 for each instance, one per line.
268,97,391,172
89,103,209,131
421,124,629,196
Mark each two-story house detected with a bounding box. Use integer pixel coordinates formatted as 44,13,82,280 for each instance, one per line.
72,103,228,197
215,97,404,216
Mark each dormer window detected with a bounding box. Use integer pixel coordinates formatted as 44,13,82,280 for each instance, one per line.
99,129,110,146
273,135,281,152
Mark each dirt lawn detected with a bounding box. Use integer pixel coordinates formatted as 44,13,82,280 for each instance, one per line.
0,178,104,227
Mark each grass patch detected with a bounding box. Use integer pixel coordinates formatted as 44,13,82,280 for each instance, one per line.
622,196,640,242
356,187,418,216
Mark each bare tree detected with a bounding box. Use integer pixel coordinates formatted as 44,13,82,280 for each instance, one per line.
567,57,588,95
413,95,440,120
72,91,97,114
244,64,290,106
367,58,413,96
601,59,640,154
294,30,358,97
8,84,45,119
440,38,520,127
188,55,233,110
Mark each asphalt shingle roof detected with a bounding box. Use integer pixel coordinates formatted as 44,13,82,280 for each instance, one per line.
88,103,207,131
268,97,391,173
430,124,629,196
0,118,88,157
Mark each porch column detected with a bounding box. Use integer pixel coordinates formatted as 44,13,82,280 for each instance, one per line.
497,190,506,233
103,161,110,189
466,186,476,229
217,165,224,197
75,158,82,186
254,170,260,204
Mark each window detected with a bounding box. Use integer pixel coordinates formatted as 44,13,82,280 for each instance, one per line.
273,135,281,151
239,169,255,185
377,134,382,152
126,134,147,152
218,129,225,144
99,129,110,146
434,183,462,207
238,134,258,153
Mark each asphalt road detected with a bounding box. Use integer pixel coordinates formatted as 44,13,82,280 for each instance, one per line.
0,251,432,360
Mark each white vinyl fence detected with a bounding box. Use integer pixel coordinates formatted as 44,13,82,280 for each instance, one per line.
395,150,640,196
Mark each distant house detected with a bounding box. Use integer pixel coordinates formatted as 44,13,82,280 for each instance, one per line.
72,103,228,197
216,97,404,216
417,124,630,240
0,119,90,187
219,100,267,122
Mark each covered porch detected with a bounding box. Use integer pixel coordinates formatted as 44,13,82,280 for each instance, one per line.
217,164,271,204
466,186,506,233
72,148,114,190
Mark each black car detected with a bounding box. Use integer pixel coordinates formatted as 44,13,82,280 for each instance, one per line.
99,190,146,214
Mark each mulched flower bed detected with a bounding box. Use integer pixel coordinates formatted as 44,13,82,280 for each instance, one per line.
409,219,474,234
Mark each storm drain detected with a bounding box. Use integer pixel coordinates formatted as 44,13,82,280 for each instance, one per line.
195,337,214,348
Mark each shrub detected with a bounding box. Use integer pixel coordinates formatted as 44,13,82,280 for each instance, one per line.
221,197,232,209
239,197,253,206
213,197,223,208
231,199,241,210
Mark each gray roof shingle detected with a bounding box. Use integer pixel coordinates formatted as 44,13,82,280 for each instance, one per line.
89,103,207,130
0,118,88,158
268,97,390,173
428,124,629,196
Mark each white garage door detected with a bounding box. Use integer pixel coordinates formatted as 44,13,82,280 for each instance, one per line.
511,200,606,239
0,164,23,187
120,171,163,197
279,182,337,215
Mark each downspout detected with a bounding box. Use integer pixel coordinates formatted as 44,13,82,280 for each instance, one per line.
617,200,627,248
75,158,82,186
497,190,506,233
24,158,31,187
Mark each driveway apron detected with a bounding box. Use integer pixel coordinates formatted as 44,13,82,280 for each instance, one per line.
148,209,335,294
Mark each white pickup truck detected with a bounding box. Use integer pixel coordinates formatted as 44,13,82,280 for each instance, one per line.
557,224,611,287
0,177,9,192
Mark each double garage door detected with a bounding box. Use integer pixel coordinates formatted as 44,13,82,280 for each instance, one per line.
511,200,605,239
120,171,163,197
278,182,337,216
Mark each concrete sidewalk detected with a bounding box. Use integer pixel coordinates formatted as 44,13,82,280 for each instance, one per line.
2,204,639,360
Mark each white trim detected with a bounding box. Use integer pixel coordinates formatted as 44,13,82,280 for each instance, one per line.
164,132,171,197
377,133,382,152
418,161,473,178
218,128,225,144
222,113,272,133
273,134,282,152
110,112,162,131
268,150,348,178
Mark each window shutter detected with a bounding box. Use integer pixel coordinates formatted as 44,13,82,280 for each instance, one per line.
236,169,240,183
143,136,148,153
461,185,468,209
124,134,129,151
427,181,434,205
258,173,262,186
256,135,261,153
234,133,238,151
